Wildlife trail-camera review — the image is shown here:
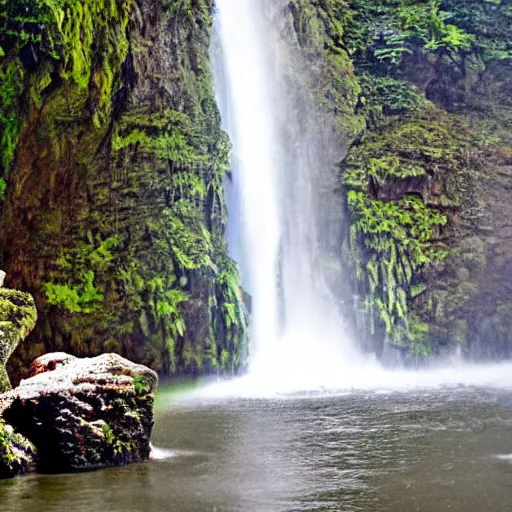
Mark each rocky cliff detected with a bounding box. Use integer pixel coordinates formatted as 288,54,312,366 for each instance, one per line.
0,0,247,383
313,0,512,360
274,0,512,361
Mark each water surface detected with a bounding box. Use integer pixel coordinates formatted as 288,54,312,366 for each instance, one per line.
2,384,512,511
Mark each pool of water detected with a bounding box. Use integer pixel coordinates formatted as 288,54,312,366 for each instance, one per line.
2,383,512,511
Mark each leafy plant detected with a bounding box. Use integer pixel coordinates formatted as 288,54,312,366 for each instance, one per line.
102,423,132,457
43,237,119,314
345,0,475,66
133,375,150,394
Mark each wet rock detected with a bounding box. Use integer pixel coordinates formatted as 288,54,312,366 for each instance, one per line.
0,288,37,393
28,352,76,377
0,419,36,479
1,353,158,473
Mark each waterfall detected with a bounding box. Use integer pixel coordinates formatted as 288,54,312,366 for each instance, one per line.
208,0,512,394
213,0,362,389
213,0,282,365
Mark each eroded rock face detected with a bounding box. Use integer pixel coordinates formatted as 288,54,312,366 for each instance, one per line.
0,288,37,392
1,353,157,473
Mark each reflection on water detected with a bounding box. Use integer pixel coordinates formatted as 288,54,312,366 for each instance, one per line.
1,385,512,511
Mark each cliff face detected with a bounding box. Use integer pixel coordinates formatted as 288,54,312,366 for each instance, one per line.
281,0,512,361
0,0,247,383
309,0,512,360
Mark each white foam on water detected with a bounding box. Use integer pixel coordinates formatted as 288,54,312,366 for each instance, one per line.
495,454,512,462
150,446,177,461
192,360,512,399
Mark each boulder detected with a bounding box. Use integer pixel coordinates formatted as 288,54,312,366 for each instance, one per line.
1,353,158,473
0,288,37,392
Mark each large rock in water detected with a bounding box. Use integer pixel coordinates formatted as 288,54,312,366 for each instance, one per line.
0,287,37,393
1,353,157,473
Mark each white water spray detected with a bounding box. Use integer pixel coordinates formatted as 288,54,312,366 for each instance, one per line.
213,0,281,364
212,0,512,394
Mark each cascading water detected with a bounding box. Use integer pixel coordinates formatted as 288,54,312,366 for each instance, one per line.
212,0,281,368
213,0,361,390
212,0,512,393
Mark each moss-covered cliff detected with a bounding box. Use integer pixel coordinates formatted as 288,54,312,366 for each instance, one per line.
292,0,512,360
0,0,247,382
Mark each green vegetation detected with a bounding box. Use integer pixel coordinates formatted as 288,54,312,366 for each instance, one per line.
333,0,511,355
102,422,133,458
0,58,24,178
0,288,37,391
0,0,247,381
133,375,150,394
43,237,118,314
0,0,134,183
0,419,34,478
342,113,468,352
344,0,475,65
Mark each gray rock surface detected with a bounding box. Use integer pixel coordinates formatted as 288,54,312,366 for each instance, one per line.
1,353,157,473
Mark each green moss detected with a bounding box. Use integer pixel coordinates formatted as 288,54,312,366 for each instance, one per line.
45,0,133,125
43,237,118,314
0,0,57,54
0,419,35,479
0,59,24,177
343,109,470,351
0,288,37,391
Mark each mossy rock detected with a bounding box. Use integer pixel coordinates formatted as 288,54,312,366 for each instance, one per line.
0,289,37,392
0,418,35,479
2,353,157,473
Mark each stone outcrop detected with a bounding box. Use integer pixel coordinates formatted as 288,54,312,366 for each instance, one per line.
0,284,37,392
1,353,157,474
